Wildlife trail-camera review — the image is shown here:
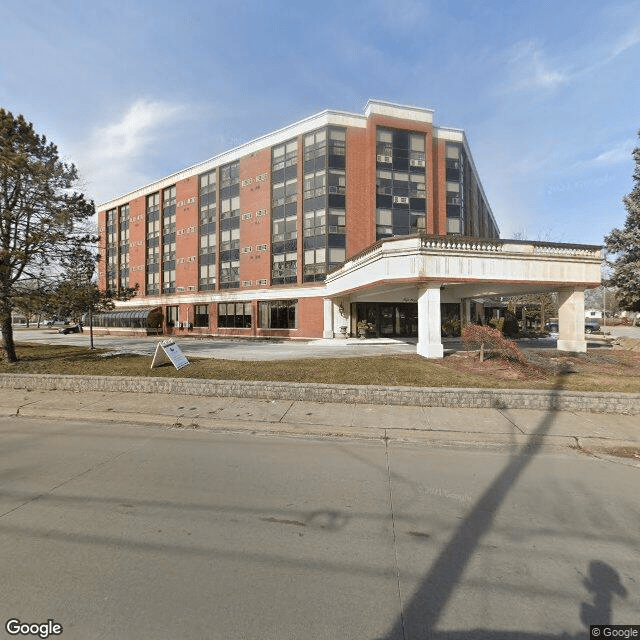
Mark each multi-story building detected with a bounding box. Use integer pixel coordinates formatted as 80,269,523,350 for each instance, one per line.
97,100,601,357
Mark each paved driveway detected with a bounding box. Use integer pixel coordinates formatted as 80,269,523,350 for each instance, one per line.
11,327,418,360
603,324,640,339
11,325,623,361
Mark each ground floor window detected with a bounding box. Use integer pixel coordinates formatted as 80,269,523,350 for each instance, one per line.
194,304,209,328
353,301,461,338
166,305,179,327
441,302,461,337
259,299,297,329
218,302,252,328
354,302,418,338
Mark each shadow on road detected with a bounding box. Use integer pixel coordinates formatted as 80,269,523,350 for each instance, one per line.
379,366,630,639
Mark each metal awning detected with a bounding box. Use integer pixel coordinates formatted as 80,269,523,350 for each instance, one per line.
90,307,162,327
95,308,157,321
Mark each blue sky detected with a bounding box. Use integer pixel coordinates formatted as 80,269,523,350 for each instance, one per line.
1,0,638,246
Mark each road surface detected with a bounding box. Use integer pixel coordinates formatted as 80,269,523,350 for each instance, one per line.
0,414,638,639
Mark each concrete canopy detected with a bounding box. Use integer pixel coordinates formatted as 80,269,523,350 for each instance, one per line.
323,235,602,357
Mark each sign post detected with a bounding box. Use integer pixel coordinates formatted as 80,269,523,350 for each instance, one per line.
150,339,190,370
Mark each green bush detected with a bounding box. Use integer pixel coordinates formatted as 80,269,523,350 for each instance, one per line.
503,312,520,338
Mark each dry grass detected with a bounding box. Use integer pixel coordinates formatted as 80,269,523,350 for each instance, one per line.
1,342,639,393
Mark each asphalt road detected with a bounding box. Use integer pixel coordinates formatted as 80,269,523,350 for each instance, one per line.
0,415,638,639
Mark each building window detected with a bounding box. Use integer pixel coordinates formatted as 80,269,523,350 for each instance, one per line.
147,193,160,219
259,299,297,329
106,208,118,291
119,252,130,288
199,169,217,291
218,302,252,328
445,144,464,235
194,304,209,328
271,139,298,285
376,128,426,240
302,128,346,282
146,263,160,296
166,305,179,327
162,186,177,293
220,162,240,289
118,204,130,288
146,193,160,295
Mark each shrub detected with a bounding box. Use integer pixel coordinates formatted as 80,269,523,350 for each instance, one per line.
502,311,520,338
442,318,461,337
461,323,528,365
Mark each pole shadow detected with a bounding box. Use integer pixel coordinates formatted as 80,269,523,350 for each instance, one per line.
378,365,632,639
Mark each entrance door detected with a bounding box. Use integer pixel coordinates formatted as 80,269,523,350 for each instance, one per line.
354,302,419,338
396,303,418,337
380,305,395,336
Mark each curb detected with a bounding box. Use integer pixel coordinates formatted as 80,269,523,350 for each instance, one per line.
9,404,634,453
1,373,638,414
3,405,590,451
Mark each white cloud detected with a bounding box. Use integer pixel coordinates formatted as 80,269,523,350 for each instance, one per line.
499,24,639,95
94,99,187,160
74,99,191,205
570,23,640,78
585,139,636,167
609,23,640,58
369,0,430,30
503,41,568,93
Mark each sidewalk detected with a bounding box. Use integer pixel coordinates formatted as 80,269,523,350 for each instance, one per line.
1,385,638,455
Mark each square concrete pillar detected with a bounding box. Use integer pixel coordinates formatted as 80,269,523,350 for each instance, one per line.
417,284,444,358
557,288,587,353
462,298,472,327
322,298,335,338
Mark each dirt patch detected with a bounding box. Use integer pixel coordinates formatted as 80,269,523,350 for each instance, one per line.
612,337,640,351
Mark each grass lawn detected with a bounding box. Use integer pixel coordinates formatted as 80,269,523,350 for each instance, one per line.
1,342,639,393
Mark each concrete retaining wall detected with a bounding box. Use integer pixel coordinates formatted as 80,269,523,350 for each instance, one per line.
1,373,638,414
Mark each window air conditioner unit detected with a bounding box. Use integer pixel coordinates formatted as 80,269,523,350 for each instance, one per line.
393,196,409,204
410,159,425,167
377,155,392,163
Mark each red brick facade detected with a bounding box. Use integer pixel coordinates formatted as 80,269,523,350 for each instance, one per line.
96,101,498,338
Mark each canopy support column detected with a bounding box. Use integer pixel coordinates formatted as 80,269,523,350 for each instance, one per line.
417,284,444,358
557,288,587,353
323,298,336,339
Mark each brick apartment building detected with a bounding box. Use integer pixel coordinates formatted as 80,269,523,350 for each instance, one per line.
97,100,600,356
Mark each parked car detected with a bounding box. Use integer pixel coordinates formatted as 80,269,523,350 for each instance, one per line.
58,323,82,334
544,320,600,334
45,318,69,326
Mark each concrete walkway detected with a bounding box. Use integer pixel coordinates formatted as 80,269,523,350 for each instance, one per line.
11,326,633,360
1,386,638,458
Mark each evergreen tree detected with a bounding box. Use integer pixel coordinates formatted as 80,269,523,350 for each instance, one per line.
1,109,94,362
51,243,138,349
605,131,640,312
